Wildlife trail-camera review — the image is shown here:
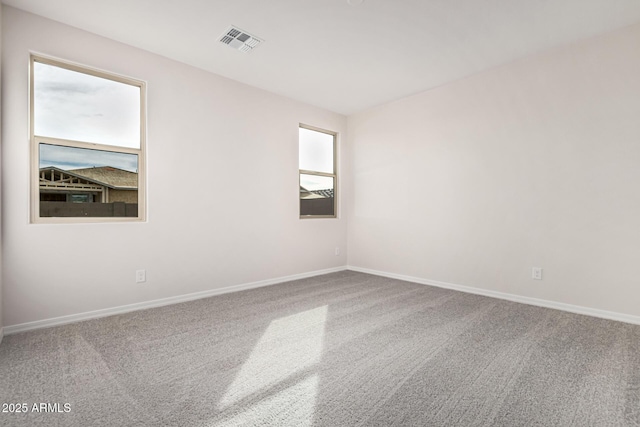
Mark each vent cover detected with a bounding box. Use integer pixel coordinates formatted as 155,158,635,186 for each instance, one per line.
219,26,263,53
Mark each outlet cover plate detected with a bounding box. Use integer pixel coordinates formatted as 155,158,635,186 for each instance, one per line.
136,269,146,283
532,267,543,280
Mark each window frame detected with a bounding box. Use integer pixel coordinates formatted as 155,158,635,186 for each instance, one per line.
29,54,147,224
299,123,337,219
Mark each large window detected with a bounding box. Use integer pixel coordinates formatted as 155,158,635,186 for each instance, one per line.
30,55,146,223
299,125,336,218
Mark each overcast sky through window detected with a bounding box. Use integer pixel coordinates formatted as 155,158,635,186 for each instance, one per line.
299,128,334,191
34,61,141,171
39,144,138,172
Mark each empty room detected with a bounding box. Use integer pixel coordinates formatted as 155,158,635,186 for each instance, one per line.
1,1,640,426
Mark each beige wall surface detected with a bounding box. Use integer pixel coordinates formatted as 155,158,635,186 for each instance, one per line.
1,6,347,327
347,23,640,317
108,190,138,204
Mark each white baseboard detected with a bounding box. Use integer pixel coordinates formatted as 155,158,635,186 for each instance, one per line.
0,327,4,345
8,265,638,335
4,266,348,335
348,265,640,326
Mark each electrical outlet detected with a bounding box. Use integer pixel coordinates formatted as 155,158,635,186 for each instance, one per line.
335,247,340,256
532,267,543,280
136,269,146,283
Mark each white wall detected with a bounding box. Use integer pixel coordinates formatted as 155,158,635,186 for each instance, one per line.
348,23,640,318
1,6,347,327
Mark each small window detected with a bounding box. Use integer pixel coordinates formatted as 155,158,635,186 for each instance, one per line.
299,125,336,218
30,55,146,222
70,194,90,203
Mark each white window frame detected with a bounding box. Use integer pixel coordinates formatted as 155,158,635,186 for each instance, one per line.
30,54,147,224
299,124,337,219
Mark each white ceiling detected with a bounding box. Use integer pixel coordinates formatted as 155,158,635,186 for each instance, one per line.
5,0,640,115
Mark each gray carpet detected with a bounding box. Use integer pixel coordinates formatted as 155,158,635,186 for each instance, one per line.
1,271,639,426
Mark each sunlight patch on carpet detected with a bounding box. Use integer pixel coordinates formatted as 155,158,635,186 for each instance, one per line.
217,305,328,424
214,374,320,427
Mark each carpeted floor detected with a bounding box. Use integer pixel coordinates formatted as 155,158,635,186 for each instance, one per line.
1,271,639,426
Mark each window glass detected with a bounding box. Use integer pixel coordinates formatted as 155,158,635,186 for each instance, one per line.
299,126,336,218
39,144,138,172
34,61,140,148
31,56,145,222
299,127,333,174
38,144,139,218
70,194,90,203
300,174,335,216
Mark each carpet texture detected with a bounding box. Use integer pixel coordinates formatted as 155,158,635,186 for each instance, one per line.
1,271,639,426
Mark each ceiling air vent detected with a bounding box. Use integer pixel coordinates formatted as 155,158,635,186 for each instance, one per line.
219,26,263,53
